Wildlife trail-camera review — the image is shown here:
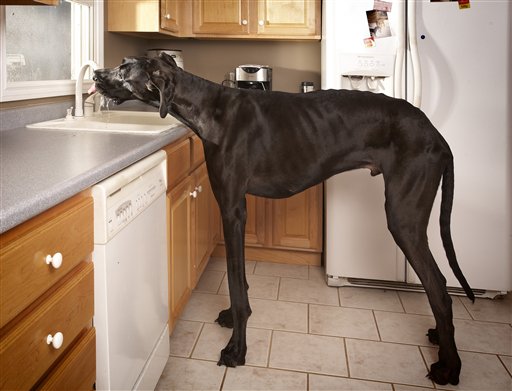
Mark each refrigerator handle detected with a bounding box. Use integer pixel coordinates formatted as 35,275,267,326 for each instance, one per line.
394,0,406,100
407,0,422,107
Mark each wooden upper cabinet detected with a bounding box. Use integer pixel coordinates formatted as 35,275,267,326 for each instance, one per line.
193,0,250,35
256,0,319,37
161,0,180,32
108,0,320,39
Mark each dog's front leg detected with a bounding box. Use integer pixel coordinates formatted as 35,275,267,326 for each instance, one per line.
216,196,251,367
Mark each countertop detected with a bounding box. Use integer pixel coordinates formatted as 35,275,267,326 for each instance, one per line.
0,125,192,234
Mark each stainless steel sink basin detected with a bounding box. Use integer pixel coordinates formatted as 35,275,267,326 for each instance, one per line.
27,111,183,135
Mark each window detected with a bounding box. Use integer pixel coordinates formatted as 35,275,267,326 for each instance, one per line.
0,0,103,102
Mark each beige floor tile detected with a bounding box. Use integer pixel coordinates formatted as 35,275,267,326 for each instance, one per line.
192,323,271,367
169,320,203,357
180,292,230,323
398,291,471,319
279,277,339,306
309,373,393,390
194,270,225,293
422,347,512,391
309,265,327,282
254,261,309,279
345,339,432,388
339,287,404,312
248,297,308,332
218,273,280,300
453,318,512,355
309,304,380,340
223,366,307,391
269,331,348,376
375,311,435,346
461,295,512,324
155,356,225,391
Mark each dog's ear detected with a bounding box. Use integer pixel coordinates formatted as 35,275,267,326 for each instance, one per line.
149,72,174,118
159,52,178,68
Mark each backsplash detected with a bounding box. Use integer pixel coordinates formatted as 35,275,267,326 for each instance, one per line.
104,33,321,93
0,98,73,131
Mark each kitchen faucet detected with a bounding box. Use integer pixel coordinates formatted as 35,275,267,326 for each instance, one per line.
74,60,98,118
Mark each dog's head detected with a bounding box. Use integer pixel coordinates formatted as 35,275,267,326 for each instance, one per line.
92,53,179,118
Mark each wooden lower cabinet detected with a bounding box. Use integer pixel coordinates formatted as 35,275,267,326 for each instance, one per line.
36,327,96,391
214,184,323,265
167,176,193,331
165,137,220,332
0,193,95,391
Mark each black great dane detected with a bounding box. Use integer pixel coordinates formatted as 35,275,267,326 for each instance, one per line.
92,53,474,386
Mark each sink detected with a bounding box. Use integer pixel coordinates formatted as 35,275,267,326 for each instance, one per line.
27,111,183,135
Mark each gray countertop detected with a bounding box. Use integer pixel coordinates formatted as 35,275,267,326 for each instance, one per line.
0,125,191,234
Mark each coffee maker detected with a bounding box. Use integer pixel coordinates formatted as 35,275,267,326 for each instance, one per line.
235,65,272,91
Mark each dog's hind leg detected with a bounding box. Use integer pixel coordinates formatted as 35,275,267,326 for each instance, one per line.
384,170,461,386
215,196,252,367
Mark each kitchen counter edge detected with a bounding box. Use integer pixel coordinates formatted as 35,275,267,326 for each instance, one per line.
0,125,193,234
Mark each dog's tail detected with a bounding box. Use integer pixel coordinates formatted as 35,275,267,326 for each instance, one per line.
440,158,475,302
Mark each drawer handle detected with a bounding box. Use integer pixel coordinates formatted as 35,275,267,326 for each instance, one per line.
46,332,64,349
45,252,63,269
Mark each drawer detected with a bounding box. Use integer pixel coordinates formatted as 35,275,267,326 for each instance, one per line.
0,261,94,391
0,196,93,328
36,327,96,391
165,138,191,189
191,135,205,169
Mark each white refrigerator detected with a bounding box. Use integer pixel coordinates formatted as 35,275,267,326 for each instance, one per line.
322,0,511,297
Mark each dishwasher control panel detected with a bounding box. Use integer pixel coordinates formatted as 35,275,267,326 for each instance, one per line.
92,151,167,244
107,172,165,237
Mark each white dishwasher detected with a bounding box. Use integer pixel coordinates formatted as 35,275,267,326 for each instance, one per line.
92,150,169,391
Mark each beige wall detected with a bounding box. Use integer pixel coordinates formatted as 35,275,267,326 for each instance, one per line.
104,33,321,93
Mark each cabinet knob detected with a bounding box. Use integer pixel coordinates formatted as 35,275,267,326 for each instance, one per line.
241,19,248,25
258,20,265,26
164,13,171,20
46,332,64,349
195,185,203,193
190,190,198,199
45,252,63,269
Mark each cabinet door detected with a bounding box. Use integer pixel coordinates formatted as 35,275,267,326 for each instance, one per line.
271,184,322,250
244,195,266,246
256,0,319,37
167,177,192,330
193,0,249,35
161,0,180,32
191,164,211,286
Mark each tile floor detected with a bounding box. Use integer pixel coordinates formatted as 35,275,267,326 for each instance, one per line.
156,258,512,391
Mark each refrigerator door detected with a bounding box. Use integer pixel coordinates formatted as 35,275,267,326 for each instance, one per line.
408,1,511,292
323,0,408,284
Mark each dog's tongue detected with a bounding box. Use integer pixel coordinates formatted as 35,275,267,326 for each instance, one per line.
88,83,96,94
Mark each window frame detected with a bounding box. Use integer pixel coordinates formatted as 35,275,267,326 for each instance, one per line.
0,0,104,102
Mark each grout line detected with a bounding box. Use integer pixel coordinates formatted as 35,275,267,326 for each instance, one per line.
372,310,383,342
267,329,274,368
218,366,228,391
418,345,437,389
396,290,407,313
188,322,206,359
343,338,351,379
497,355,512,378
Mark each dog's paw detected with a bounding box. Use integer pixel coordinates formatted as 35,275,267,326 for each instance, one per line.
215,308,234,328
427,328,439,345
217,343,246,367
427,361,460,386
